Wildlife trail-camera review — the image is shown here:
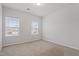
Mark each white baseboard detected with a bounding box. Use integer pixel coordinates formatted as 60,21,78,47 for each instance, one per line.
43,38,79,51
3,39,42,47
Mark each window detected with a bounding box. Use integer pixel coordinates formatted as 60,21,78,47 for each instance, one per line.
5,17,19,36
32,21,39,35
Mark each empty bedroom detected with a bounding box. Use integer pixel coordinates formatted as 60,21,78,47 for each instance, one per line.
0,3,79,56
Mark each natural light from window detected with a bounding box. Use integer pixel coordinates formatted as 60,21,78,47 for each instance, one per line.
5,17,19,36
32,21,39,35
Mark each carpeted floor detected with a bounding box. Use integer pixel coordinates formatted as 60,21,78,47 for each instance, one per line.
0,40,79,56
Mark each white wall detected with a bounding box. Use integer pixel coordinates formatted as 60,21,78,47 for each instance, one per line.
3,7,42,46
43,5,79,49
0,4,2,50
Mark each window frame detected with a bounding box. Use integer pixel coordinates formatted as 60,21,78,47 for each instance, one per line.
5,16,20,36
32,21,39,35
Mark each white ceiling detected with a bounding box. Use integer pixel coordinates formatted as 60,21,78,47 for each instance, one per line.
2,3,79,17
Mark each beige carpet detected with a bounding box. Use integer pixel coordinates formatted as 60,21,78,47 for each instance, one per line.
0,40,79,56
